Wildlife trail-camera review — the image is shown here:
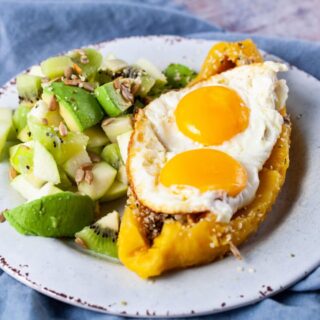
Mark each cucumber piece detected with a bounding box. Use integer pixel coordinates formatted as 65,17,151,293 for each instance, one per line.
116,164,128,185
116,130,133,164
10,143,34,174
101,116,132,143
51,82,104,132
16,74,42,101
0,108,13,156
40,56,73,79
24,173,45,188
101,180,127,202
104,59,128,74
101,143,121,169
78,162,117,200
95,82,132,117
17,126,32,142
11,174,41,200
63,150,92,179
135,58,167,85
84,126,109,148
33,141,60,184
13,103,32,133
164,63,197,89
69,48,102,79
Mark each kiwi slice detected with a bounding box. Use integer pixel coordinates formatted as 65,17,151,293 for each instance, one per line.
75,210,120,258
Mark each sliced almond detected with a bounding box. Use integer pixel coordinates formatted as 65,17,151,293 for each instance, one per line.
84,170,94,185
64,79,81,86
0,210,7,223
102,117,115,127
229,241,242,260
79,162,93,170
82,82,94,92
75,168,85,184
41,118,48,125
75,237,87,249
58,122,68,137
9,166,18,181
64,66,73,80
48,95,59,111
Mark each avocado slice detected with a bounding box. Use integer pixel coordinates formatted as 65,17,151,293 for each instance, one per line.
50,82,104,132
4,192,95,237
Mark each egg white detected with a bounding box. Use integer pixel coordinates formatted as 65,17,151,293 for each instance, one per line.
127,62,288,222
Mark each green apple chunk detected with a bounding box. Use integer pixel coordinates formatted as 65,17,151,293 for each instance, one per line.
101,180,128,202
63,150,92,179
33,141,60,184
4,192,95,237
101,115,132,143
117,130,133,164
78,162,117,200
40,56,73,79
135,58,167,85
13,103,32,133
51,82,104,132
84,126,109,148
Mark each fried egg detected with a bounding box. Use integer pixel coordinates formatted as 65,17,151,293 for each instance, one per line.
127,62,288,222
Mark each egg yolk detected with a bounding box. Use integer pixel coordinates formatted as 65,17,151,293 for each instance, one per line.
160,149,247,196
175,86,250,145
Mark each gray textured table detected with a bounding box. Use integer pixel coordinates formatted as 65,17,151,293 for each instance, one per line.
176,0,319,41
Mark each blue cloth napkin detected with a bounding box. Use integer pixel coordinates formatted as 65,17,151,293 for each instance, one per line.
1,1,320,319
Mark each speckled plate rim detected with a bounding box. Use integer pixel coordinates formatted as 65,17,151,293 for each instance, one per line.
0,35,320,318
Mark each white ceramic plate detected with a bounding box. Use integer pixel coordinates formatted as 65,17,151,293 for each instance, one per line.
0,36,320,318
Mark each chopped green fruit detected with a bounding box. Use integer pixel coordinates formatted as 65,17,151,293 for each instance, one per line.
4,192,95,237
63,150,91,179
101,180,127,202
27,116,62,159
51,82,104,132
116,164,128,185
11,174,42,200
24,173,45,188
101,143,121,169
16,74,42,101
135,58,167,85
94,70,112,85
69,48,102,79
10,142,34,174
84,126,109,148
117,130,133,164
164,63,197,89
57,169,74,190
13,103,32,133
17,125,32,142
40,56,73,79
0,108,13,156
101,115,132,143
28,182,62,201
75,211,119,258
87,146,103,155
33,141,60,184
28,66,45,77
137,73,156,97
78,162,117,200
104,59,128,74
29,100,62,127
95,82,132,117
